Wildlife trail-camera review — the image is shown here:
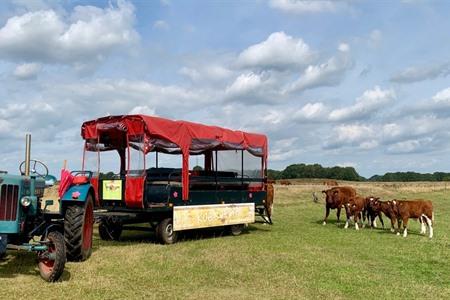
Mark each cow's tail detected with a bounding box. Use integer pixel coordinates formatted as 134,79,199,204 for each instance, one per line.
432,211,435,226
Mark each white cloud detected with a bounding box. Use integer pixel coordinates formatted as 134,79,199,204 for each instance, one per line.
129,105,156,115
432,87,450,103
287,50,352,93
329,86,396,121
368,29,382,47
153,20,169,30
323,123,376,150
13,62,41,80
387,138,433,154
390,62,450,83
0,1,138,66
224,71,278,102
226,72,263,95
337,161,358,168
293,102,328,121
236,31,315,70
179,64,233,83
269,0,346,14
338,43,350,52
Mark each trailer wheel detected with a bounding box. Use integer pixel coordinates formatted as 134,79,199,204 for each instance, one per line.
156,218,178,244
38,231,66,282
229,224,245,236
64,195,94,261
98,218,122,241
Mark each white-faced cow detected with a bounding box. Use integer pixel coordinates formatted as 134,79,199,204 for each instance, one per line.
345,196,367,230
322,186,356,226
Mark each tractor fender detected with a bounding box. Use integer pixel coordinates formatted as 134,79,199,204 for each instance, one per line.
60,183,95,209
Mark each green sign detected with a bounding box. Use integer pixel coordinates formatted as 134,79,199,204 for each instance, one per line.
102,180,122,200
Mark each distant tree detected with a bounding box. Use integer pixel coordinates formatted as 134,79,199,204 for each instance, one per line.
267,169,281,180
193,165,203,171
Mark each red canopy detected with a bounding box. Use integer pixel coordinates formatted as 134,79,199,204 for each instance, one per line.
81,115,268,200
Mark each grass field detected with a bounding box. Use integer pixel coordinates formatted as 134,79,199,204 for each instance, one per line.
1,182,449,299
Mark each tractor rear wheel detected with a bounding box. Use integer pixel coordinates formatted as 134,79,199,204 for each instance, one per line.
64,194,94,262
38,231,66,282
98,218,122,241
156,218,178,244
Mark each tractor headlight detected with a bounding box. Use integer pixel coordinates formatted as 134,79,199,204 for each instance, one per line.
20,196,31,207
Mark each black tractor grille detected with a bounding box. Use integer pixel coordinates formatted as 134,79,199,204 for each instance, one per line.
0,184,19,221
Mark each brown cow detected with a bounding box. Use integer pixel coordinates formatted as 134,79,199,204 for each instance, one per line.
392,200,434,238
365,196,385,229
322,186,356,225
345,196,367,230
264,183,274,224
368,199,399,233
279,179,291,185
323,180,338,186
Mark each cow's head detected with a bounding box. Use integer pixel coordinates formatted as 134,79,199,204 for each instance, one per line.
368,197,381,211
322,188,339,204
346,197,358,214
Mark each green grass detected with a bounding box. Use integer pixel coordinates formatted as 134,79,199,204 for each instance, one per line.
1,182,449,299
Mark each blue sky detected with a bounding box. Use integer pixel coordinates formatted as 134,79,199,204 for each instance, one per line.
1,0,450,178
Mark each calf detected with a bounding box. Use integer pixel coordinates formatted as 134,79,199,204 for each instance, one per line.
365,197,385,228
369,199,398,233
322,186,356,225
392,200,434,238
345,196,366,230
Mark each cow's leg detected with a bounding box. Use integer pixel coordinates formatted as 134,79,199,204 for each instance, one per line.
354,213,360,230
422,214,433,238
419,216,426,234
390,217,396,233
378,213,384,228
323,205,330,225
336,207,341,225
344,211,350,229
360,211,365,228
402,218,409,238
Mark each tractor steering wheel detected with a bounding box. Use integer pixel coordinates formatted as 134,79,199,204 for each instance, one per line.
19,159,49,178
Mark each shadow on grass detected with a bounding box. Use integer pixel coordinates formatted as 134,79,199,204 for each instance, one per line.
96,223,272,247
0,251,71,281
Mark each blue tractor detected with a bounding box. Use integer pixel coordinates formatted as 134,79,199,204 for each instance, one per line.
0,135,94,281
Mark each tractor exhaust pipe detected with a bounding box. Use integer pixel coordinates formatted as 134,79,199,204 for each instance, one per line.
24,134,31,176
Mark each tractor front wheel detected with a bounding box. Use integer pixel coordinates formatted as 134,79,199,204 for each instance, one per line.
156,218,178,244
38,231,66,282
64,195,94,261
98,218,122,241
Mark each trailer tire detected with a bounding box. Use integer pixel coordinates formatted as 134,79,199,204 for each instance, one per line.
156,218,178,244
64,195,94,262
38,231,66,282
229,224,245,236
98,218,122,241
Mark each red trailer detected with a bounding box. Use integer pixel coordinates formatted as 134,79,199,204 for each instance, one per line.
61,115,272,244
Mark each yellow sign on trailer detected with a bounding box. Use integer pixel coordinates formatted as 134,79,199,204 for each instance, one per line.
102,180,122,200
173,203,255,231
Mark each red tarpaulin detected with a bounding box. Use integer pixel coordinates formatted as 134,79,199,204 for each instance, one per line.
81,115,268,200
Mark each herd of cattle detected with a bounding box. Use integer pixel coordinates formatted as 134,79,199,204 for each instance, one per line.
320,186,434,238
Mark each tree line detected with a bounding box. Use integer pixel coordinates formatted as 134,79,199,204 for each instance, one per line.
268,163,450,182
